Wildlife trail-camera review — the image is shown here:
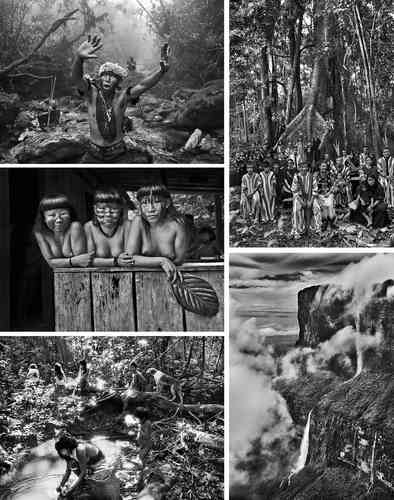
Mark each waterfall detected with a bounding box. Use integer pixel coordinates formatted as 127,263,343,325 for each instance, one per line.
294,410,312,472
287,410,313,484
355,337,363,376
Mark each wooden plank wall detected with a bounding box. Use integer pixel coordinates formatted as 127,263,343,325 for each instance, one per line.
54,266,223,332
92,272,135,331
135,271,184,331
54,272,92,331
184,270,224,331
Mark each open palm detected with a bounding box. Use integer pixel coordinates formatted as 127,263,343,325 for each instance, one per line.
77,35,102,60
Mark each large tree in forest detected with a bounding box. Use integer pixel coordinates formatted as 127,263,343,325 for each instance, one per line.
231,0,394,156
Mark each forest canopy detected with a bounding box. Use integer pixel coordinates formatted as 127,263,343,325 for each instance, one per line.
231,0,394,158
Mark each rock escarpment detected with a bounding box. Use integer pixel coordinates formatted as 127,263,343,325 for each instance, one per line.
276,281,394,497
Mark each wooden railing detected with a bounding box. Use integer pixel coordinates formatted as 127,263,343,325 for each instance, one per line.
54,263,224,332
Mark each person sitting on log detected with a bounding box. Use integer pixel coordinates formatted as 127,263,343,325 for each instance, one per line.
55,431,120,499
72,35,169,163
125,184,188,281
349,169,389,229
84,187,134,268
240,162,261,223
128,362,147,392
257,158,276,223
34,194,93,269
291,161,321,239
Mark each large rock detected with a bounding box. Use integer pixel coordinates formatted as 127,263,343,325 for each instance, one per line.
0,92,21,130
297,280,394,372
171,80,224,131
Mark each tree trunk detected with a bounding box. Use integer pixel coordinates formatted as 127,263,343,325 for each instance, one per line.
353,2,380,157
200,337,206,375
182,338,195,374
214,338,224,373
260,44,273,147
285,13,303,124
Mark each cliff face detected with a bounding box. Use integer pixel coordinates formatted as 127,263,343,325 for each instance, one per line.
274,281,394,496
297,280,394,372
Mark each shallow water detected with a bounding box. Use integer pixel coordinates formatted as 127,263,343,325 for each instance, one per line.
0,436,129,500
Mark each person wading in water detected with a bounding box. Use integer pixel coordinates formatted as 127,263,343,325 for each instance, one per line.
72,35,169,163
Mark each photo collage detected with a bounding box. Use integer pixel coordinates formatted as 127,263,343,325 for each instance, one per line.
0,1,393,499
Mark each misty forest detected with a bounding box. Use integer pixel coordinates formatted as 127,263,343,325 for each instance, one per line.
0,336,224,500
0,0,224,163
230,255,394,499
230,0,394,247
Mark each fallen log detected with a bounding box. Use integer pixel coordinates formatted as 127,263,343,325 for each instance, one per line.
122,391,224,418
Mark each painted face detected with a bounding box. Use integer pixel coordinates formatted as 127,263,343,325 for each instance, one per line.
363,147,368,155
288,160,294,169
246,166,254,174
366,158,373,168
44,208,71,233
140,195,167,223
100,72,118,92
94,202,122,227
383,149,390,159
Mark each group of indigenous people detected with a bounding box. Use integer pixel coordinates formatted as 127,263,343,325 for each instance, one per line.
240,145,393,239
34,185,194,280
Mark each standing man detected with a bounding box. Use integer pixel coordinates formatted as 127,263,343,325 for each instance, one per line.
291,162,321,239
72,35,170,163
258,159,276,223
377,147,394,207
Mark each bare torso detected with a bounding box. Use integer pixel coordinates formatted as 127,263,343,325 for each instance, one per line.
85,220,131,257
86,84,129,147
39,222,82,258
135,217,182,261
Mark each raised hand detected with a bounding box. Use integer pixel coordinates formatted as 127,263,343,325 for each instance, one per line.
160,43,170,73
77,35,102,60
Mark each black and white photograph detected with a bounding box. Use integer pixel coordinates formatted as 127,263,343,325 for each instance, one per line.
230,252,394,499
0,335,224,499
0,168,224,332
230,1,394,247
0,0,224,164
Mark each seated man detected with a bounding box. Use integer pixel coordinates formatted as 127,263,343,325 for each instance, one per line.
72,35,169,163
316,163,336,231
291,162,321,239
